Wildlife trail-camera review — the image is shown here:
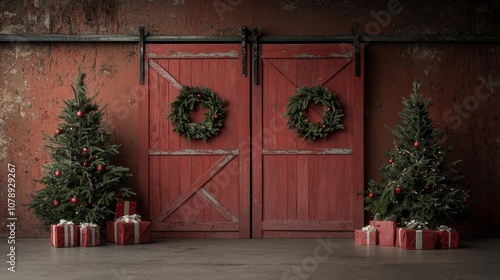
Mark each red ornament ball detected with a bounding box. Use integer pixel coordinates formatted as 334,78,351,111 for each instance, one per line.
463,197,469,204
55,129,62,135
71,196,78,204
76,110,84,118
423,185,429,190
368,192,375,199
197,94,202,99
82,147,90,155
414,141,420,148
389,158,394,164
55,170,62,177
214,114,219,120
327,107,331,111
53,200,59,207
322,124,327,129
97,165,105,172
82,161,89,167
395,186,402,195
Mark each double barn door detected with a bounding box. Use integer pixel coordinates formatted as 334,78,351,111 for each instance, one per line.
138,43,364,238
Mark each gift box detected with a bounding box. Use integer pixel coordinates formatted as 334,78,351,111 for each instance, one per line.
396,227,436,250
436,226,459,249
107,215,151,245
50,220,79,248
115,201,137,219
370,220,397,246
354,226,377,245
80,223,101,247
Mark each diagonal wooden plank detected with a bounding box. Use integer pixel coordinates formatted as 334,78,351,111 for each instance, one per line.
149,59,184,90
319,58,353,86
153,155,235,223
197,189,240,222
263,59,297,88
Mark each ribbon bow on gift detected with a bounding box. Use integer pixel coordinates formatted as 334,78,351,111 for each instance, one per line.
115,214,141,223
57,219,74,226
404,220,428,229
361,225,376,232
80,222,98,228
437,225,454,232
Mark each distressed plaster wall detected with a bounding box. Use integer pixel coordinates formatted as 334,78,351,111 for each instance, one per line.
0,0,499,237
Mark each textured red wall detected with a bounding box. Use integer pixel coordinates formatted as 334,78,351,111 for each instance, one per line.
0,0,498,237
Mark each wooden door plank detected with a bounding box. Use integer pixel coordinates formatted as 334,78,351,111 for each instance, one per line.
153,155,235,223
261,220,353,231
351,46,364,230
137,56,151,218
296,154,309,221
308,155,320,221
198,188,239,222
251,51,264,238
147,44,239,59
259,44,354,59
237,45,251,238
256,44,363,238
152,222,239,232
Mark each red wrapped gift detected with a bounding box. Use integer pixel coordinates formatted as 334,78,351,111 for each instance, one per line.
396,227,436,250
115,201,137,219
436,226,459,249
354,226,377,245
50,220,79,248
107,215,151,245
79,223,101,247
370,220,397,246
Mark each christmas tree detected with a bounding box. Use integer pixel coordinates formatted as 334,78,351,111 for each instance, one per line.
30,71,134,229
364,81,470,229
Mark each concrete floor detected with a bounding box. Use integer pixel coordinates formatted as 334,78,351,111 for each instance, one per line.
1,238,499,280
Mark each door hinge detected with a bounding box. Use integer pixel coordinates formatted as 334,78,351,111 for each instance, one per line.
352,27,361,77
139,26,148,84
240,26,248,77
252,27,262,85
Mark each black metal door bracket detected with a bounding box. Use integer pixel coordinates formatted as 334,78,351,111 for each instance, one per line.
139,26,148,84
252,27,262,85
240,26,248,77
351,27,361,77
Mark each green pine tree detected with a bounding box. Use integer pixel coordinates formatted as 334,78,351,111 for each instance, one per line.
364,81,470,229
30,71,134,230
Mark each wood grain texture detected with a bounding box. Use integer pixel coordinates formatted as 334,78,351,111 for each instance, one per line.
252,44,364,238
140,44,250,238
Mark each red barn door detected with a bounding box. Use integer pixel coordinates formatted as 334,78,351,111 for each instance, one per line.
139,43,363,238
139,44,251,238
251,44,364,238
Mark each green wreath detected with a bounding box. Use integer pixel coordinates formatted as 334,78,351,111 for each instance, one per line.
283,85,344,142
166,86,227,141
